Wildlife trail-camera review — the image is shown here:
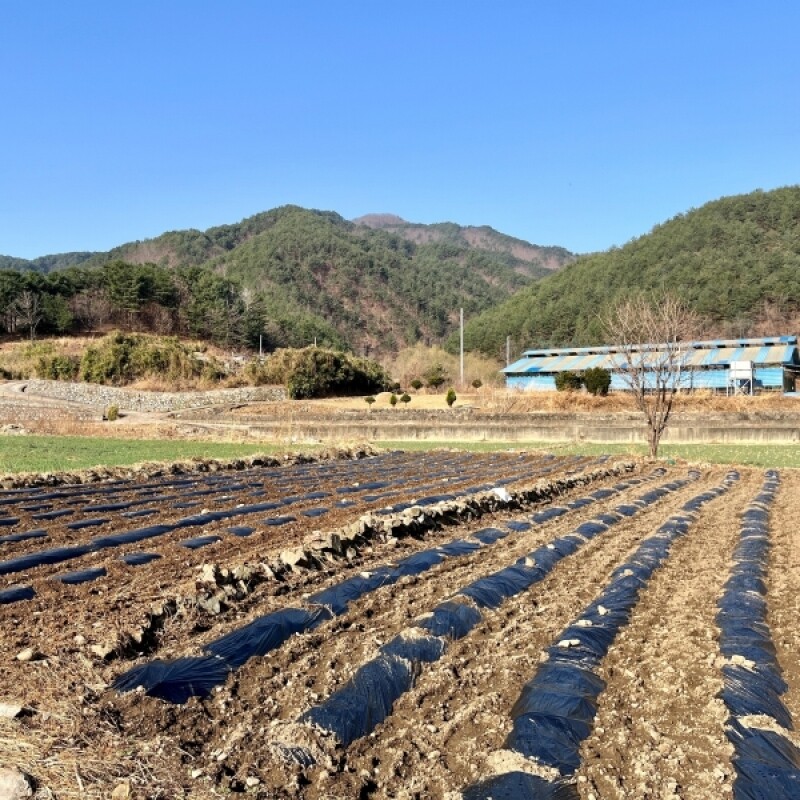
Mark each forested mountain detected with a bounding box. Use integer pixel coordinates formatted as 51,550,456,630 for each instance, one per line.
0,252,98,273
0,206,570,354
457,187,800,360
353,214,573,273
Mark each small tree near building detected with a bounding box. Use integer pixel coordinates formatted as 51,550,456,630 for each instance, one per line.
554,370,582,392
583,367,611,396
424,364,448,390
446,387,457,407
602,293,699,458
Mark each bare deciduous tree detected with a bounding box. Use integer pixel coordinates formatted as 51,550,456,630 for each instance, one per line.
602,293,700,458
69,288,112,332
12,290,43,341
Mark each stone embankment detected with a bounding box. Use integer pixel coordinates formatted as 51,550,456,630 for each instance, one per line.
13,379,286,413
179,407,800,445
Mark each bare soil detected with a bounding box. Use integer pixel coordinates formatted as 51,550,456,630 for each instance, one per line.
0,450,795,799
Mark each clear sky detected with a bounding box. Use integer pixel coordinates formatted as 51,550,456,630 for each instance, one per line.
1,1,798,259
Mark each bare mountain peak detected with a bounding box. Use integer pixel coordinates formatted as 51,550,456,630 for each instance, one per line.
352,213,408,228
352,213,573,271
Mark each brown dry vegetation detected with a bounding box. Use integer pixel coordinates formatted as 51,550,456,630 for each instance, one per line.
0,336,235,392
212,385,800,416
385,344,505,390
480,388,800,415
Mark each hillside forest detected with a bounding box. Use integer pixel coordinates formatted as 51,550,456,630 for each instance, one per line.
0,207,571,355
456,187,800,359
3,188,799,368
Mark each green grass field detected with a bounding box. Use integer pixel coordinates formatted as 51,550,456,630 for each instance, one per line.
1,434,797,474
0,435,285,474
377,440,800,469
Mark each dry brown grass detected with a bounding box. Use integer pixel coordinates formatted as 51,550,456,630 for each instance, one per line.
670,389,800,413
0,652,185,799
213,386,800,418
479,388,800,414
480,388,635,413
387,343,505,389
0,335,236,389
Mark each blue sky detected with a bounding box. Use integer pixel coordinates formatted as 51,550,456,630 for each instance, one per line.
1,1,798,259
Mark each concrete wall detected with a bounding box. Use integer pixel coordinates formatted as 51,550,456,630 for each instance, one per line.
188,409,800,445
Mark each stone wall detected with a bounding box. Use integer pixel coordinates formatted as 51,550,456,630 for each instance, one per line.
17,380,286,413
9,380,800,443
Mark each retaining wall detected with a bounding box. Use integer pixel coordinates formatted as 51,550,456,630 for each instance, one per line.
189,410,800,445
16,380,287,413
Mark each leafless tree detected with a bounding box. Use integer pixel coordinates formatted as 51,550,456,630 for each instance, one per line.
69,288,112,332
12,290,43,341
602,293,700,458
140,301,176,335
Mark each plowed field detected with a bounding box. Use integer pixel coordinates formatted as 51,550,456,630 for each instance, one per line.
0,451,798,799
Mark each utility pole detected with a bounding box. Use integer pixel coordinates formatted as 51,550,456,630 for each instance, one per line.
259,335,263,359
460,308,464,386
506,335,511,366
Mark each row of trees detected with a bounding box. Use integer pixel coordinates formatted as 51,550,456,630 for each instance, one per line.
2,205,574,358
1,211,537,354
0,261,310,350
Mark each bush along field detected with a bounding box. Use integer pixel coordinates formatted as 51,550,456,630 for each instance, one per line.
0,333,391,397
0,449,798,798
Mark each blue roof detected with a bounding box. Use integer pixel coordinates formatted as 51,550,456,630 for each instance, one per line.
504,336,798,375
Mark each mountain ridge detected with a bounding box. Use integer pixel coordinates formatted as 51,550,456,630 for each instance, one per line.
456,186,800,359
0,205,575,355
353,214,572,272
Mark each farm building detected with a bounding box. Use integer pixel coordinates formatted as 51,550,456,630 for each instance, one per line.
503,335,800,394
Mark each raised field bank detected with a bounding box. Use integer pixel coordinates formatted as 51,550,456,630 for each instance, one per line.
0,442,799,798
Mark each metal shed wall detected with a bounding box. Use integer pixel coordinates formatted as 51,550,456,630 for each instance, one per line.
503,336,798,393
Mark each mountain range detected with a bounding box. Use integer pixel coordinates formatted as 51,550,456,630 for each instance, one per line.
0,207,574,354
2,186,798,360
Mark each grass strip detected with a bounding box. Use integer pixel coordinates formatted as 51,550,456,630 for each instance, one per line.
3,435,797,473
0,435,289,474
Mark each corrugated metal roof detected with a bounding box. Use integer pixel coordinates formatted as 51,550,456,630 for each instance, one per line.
504,336,798,375
519,336,796,359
